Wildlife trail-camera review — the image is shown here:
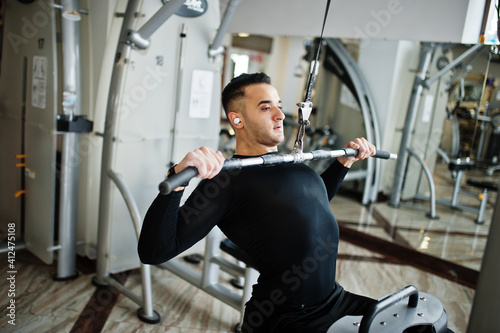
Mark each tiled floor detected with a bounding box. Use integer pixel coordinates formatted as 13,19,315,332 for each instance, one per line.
0,162,497,333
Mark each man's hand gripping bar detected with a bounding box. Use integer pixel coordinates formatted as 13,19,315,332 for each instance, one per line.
158,148,397,195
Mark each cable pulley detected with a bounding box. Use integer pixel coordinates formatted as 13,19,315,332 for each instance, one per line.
292,0,331,153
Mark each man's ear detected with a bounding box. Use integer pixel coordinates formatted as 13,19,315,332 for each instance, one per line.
229,112,243,128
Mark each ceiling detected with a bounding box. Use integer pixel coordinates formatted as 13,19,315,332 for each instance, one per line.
219,0,487,44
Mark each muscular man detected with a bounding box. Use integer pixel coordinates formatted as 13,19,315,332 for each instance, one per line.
138,72,377,332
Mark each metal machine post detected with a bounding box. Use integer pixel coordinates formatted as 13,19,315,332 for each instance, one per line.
93,0,184,323
389,42,435,207
208,0,241,57
54,0,83,280
94,0,142,287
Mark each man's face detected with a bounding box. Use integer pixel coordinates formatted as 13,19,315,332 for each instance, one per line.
241,83,285,148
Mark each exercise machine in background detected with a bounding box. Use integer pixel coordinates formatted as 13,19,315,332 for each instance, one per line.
390,43,500,224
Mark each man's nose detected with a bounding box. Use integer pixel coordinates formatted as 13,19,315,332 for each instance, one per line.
274,106,285,120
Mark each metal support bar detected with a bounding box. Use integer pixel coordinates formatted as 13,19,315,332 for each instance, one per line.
202,228,222,289
95,0,140,288
95,0,196,323
54,0,83,281
159,256,243,310
476,189,488,224
128,0,185,49
104,275,142,305
211,256,246,277
157,228,259,328
55,133,79,281
106,169,158,321
412,151,490,223
436,147,451,165
102,273,159,323
425,44,487,88
169,23,188,167
108,171,141,237
407,149,438,219
390,43,436,208
94,0,161,324
414,177,489,222
450,170,465,207
208,0,241,57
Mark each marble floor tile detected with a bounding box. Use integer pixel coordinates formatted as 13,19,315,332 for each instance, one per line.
336,241,474,333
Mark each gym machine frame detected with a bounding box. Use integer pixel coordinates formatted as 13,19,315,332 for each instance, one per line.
92,0,245,324
0,0,92,281
93,0,186,324
403,147,491,223
389,43,489,218
54,0,92,281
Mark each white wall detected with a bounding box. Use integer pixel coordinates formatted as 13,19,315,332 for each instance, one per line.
228,0,486,44
266,36,309,116
358,40,420,194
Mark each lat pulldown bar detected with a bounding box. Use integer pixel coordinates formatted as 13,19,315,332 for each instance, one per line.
159,148,397,195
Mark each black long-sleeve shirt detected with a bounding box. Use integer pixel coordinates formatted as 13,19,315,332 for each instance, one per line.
138,153,349,310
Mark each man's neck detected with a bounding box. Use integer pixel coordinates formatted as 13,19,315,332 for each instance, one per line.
234,144,278,156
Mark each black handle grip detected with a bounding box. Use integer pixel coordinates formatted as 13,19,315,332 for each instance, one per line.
158,166,198,195
358,285,419,333
374,150,391,159
158,159,248,195
343,148,397,160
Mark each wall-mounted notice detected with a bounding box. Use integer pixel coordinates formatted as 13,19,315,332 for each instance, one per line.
421,94,434,123
188,70,214,119
32,56,47,109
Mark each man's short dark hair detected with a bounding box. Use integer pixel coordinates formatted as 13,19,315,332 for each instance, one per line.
221,72,271,115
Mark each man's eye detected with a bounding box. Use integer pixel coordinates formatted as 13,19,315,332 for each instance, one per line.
261,105,281,111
